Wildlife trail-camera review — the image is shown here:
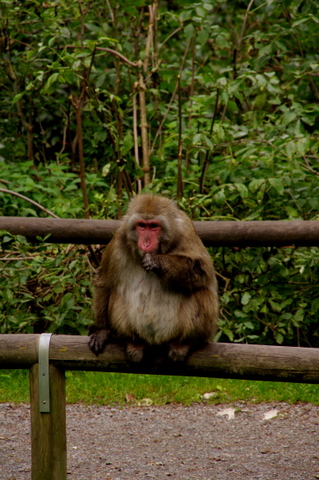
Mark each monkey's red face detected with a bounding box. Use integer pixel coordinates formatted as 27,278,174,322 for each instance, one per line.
136,219,161,254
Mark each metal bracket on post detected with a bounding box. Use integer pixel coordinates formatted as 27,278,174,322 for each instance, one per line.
38,333,53,413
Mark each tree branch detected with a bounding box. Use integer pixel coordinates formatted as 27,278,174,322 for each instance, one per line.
0,188,58,218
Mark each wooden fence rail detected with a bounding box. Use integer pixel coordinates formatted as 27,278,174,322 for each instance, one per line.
1,334,319,480
2,217,319,246
1,334,319,382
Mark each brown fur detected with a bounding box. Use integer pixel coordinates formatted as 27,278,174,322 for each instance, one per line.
89,195,218,362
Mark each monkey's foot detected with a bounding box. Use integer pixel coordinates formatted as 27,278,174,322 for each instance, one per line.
168,343,190,362
126,342,145,363
88,328,110,355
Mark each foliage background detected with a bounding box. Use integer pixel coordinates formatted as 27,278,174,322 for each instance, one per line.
1,0,319,347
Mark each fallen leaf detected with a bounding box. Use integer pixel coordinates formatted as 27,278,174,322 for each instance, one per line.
216,408,236,420
137,397,153,406
263,409,278,420
125,393,136,403
202,392,218,400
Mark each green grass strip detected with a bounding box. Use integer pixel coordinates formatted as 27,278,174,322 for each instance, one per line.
1,370,319,406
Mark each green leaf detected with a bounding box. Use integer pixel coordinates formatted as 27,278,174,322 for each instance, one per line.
243,321,255,329
42,72,60,94
222,327,234,342
198,28,209,46
48,36,56,47
236,183,248,199
184,23,195,40
249,178,265,193
281,111,297,127
269,299,281,312
234,310,247,318
214,189,225,204
285,141,296,158
268,178,284,195
296,137,310,156
122,131,134,156
12,92,25,104
195,6,206,17
275,332,284,344
179,10,191,22
102,163,112,177
93,129,107,144
241,292,251,305
294,308,304,322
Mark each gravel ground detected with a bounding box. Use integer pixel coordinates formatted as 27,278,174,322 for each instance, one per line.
1,401,319,480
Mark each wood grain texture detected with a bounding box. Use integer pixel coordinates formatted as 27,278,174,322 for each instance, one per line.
1,334,318,383
2,217,319,246
30,364,66,480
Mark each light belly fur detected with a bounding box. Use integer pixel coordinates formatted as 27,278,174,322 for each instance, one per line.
110,269,184,344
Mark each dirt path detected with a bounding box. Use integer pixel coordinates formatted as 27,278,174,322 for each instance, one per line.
1,402,319,480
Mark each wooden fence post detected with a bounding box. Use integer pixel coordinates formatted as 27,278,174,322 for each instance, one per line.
29,363,67,480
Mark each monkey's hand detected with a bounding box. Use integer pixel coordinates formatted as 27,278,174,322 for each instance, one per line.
89,328,110,355
141,253,159,272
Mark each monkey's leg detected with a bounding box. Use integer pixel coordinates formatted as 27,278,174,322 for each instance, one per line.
126,339,147,363
168,341,191,362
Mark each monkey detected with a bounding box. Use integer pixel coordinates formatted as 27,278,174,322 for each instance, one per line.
89,194,218,362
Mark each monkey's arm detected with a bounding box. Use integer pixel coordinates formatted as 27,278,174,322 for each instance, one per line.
89,281,113,354
142,252,214,292
89,244,115,354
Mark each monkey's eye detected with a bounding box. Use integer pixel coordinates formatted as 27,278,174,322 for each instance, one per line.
137,222,147,230
149,223,159,230
136,221,161,232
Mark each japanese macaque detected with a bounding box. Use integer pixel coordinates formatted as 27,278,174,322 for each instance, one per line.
89,194,218,362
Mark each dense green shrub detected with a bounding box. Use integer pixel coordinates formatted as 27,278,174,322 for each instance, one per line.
0,231,93,335
1,0,319,345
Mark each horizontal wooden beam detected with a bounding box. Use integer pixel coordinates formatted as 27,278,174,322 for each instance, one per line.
0,217,119,245
1,334,318,383
1,217,319,246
